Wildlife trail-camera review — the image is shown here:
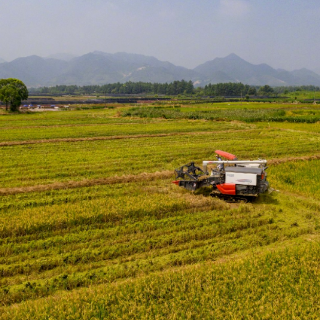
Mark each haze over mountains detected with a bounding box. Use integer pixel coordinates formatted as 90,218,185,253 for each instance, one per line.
0,52,320,87
45,53,77,61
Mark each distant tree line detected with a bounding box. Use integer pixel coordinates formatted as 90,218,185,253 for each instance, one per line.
28,81,319,97
29,80,194,96
200,83,257,96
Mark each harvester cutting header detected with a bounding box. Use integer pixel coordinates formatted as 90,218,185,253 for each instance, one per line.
172,150,269,202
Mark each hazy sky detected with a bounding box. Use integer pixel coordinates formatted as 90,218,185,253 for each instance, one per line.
1,0,320,71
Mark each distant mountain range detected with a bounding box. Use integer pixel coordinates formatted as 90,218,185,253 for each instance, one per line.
1,52,320,87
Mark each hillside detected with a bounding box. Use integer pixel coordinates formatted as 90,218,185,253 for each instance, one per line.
194,53,320,86
1,52,320,87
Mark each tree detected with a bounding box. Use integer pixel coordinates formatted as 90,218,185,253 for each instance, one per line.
247,87,257,95
0,78,28,111
258,85,274,96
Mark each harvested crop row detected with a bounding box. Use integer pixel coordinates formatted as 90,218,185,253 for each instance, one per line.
1,128,319,190
0,118,249,142
0,171,173,196
0,129,252,147
3,129,279,188
1,153,320,196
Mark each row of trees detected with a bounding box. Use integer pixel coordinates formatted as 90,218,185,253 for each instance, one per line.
101,80,194,95
29,80,194,96
201,83,257,96
29,82,280,97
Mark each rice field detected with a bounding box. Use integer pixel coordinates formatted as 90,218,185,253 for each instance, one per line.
1,102,320,319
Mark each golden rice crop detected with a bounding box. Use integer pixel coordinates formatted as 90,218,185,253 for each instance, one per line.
1,103,320,318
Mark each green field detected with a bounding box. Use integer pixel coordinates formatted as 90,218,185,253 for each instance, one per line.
1,102,320,319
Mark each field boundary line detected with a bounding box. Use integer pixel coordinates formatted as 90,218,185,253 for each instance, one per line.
0,129,253,146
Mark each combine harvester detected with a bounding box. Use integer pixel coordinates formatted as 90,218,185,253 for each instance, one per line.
172,150,269,203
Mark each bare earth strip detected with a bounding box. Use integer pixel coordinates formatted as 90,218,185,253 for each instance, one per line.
268,154,320,165
1,154,320,196
0,171,174,195
0,130,252,146
0,122,161,130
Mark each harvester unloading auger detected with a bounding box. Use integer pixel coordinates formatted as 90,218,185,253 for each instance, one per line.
172,150,269,203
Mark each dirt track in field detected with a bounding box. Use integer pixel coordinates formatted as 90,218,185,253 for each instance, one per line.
1,154,320,196
0,121,154,130
269,154,320,165
0,171,174,195
0,130,252,147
